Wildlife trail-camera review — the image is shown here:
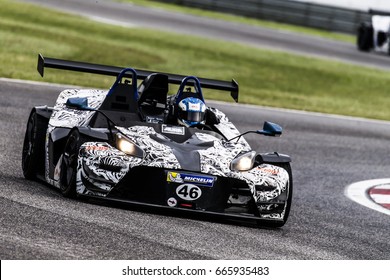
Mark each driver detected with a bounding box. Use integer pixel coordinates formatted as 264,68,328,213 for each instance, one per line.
177,97,206,127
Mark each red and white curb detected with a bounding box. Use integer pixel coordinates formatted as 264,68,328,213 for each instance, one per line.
345,179,390,216
368,184,390,210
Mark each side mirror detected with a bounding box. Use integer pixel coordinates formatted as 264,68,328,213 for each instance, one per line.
257,121,282,137
66,97,91,110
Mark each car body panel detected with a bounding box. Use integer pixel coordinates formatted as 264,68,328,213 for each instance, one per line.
23,54,293,226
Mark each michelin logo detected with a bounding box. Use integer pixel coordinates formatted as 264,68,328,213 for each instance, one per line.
167,172,214,187
182,175,214,186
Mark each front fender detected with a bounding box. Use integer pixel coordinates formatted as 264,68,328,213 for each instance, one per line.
34,105,53,120
256,152,291,165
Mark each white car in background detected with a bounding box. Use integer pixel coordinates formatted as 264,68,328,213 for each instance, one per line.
357,10,390,54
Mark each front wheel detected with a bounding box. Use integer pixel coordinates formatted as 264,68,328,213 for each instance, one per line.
275,162,293,227
60,130,85,198
258,162,293,228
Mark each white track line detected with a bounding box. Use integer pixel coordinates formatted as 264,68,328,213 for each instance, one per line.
86,15,138,28
0,77,81,89
345,179,390,216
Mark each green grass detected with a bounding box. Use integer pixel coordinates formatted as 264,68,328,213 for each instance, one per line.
1,0,390,120
118,0,355,43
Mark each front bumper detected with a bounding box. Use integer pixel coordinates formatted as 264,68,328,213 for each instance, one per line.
76,142,290,222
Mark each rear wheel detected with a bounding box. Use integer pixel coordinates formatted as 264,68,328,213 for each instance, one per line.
357,22,373,51
22,111,47,180
60,130,85,198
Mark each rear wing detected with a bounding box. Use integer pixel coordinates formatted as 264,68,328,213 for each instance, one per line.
37,54,239,102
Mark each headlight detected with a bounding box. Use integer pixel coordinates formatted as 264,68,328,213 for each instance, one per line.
116,134,145,158
230,151,256,172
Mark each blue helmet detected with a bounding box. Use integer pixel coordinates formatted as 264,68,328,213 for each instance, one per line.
177,97,206,127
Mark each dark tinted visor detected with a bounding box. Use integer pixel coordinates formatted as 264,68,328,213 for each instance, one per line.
178,111,205,122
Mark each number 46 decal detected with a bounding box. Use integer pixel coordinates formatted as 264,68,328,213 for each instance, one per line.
176,184,202,201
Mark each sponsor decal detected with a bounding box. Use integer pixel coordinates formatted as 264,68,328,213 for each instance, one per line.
167,171,214,187
146,116,164,124
85,145,109,151
167,197,177,207
161,124,185,135
257,167,279,175
167,172,184,183
188,103,201,110
182,174,214,187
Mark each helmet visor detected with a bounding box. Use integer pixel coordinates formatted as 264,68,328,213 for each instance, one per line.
178,111,205,123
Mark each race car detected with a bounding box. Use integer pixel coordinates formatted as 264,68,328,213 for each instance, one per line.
357,9,390,54
22,54,293,227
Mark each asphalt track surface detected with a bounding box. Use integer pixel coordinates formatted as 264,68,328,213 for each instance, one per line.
1,0,390,259
1,78,390,259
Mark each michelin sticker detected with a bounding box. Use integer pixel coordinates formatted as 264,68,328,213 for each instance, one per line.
167,172,214,187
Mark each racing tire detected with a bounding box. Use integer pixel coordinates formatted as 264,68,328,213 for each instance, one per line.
357,22,373,51
60,129,86,198
258,162,293,228
22,110,47,180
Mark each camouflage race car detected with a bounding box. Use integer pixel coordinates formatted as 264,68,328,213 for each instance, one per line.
22,54,293,227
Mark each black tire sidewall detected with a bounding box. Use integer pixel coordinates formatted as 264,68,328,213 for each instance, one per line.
60,129,81,198
357,23,373,51
22,111,46,179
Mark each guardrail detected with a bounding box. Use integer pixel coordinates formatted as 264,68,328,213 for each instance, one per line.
154,0,372,34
